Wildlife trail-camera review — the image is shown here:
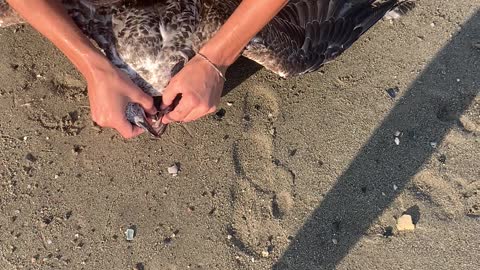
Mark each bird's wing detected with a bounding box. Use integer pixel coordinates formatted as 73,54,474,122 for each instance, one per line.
242,0,402,77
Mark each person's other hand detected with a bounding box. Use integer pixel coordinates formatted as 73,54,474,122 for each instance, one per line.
161,55,225,124
86,63,157,138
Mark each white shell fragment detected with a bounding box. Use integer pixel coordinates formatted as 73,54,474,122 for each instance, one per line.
125,228,135,241
167,164,179,176
394,137,400,145
393,130,402,145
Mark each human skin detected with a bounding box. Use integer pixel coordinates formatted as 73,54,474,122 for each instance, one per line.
7,0,288,137
161,0,288,124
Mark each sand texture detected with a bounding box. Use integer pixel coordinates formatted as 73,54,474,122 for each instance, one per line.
0,0,479,269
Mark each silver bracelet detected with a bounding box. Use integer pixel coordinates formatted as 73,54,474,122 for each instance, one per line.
196,52,227,82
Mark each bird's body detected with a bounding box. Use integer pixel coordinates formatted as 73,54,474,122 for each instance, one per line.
0,0,415,136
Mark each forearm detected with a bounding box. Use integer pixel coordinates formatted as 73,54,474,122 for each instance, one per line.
200,0,288,70
6,0,109,81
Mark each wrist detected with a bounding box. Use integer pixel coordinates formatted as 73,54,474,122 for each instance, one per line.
198,43,235,74
76,51,115,83
195,52,227,82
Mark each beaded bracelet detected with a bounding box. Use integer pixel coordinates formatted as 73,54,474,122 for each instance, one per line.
196,52,227,82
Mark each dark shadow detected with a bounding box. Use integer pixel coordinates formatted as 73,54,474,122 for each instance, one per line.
222,56,263,97
273,11,480,270
404,205,421,225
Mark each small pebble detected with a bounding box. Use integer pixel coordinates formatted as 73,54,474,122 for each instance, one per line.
394,137,400,145
437,154,447,164
332,239,338,245
269,128,276,136
386,87,399,99
226,102,233,106
25,153,37,162
396,214,415,231
393,184,398,191
213,109,226,120
125,228,135,241
227,235,232,240
394,130,402,137
134,262,145,270
167,164,179,176
430,142,437,148
383,226,394,238
261,251,269,258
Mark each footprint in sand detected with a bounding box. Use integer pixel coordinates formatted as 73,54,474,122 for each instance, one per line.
229,84,295,257
410,170,467,220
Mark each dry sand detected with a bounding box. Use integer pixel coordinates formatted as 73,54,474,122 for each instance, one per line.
1,0,479,269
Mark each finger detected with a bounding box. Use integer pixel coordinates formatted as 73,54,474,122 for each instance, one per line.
130,90,157,116
161,98,193,124
115,118,145,139
182,108,205,123
160,84,180,109
160,88,176,109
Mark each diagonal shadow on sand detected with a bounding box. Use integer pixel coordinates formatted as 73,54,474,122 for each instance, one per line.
273,11,480,270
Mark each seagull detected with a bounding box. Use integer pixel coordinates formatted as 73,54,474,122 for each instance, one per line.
0,0,415,137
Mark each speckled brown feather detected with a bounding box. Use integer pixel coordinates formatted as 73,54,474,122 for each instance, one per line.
242,0,411,77
0,0,413,135
0,0,413,79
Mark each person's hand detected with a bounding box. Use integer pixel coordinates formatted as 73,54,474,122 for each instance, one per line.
161,55,225,124
86,62,157,138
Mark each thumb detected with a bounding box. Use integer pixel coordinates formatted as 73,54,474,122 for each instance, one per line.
160,84,179,110
130,90,157,116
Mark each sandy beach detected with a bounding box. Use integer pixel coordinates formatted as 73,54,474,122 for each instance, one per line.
0,0,479,269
